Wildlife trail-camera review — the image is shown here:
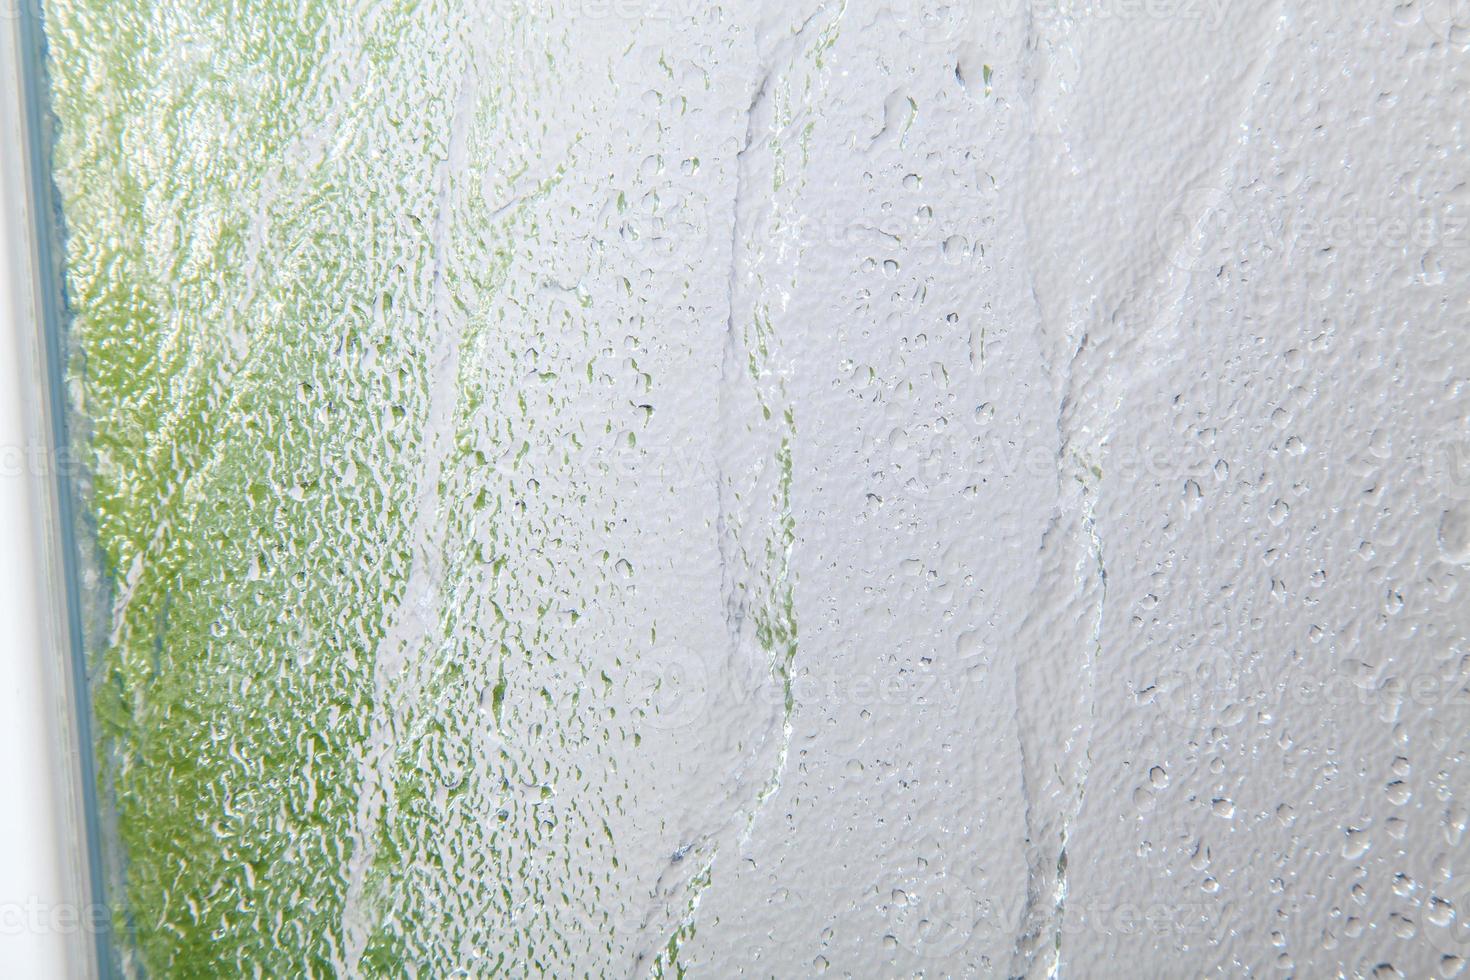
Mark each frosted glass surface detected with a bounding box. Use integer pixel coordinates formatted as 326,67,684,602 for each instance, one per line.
37,0,1470,975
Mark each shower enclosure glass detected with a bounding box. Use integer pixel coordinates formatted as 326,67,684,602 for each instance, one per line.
15,0,1470,975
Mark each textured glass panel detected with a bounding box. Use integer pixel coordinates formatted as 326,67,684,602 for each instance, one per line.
35,0,1470,976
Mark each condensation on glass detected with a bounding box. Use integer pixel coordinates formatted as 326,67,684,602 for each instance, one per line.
35,0,1470,975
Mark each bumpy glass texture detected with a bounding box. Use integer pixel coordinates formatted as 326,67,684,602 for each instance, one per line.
40,0,1470,976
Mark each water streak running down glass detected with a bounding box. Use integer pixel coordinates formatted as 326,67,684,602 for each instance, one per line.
28,0,1470,975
